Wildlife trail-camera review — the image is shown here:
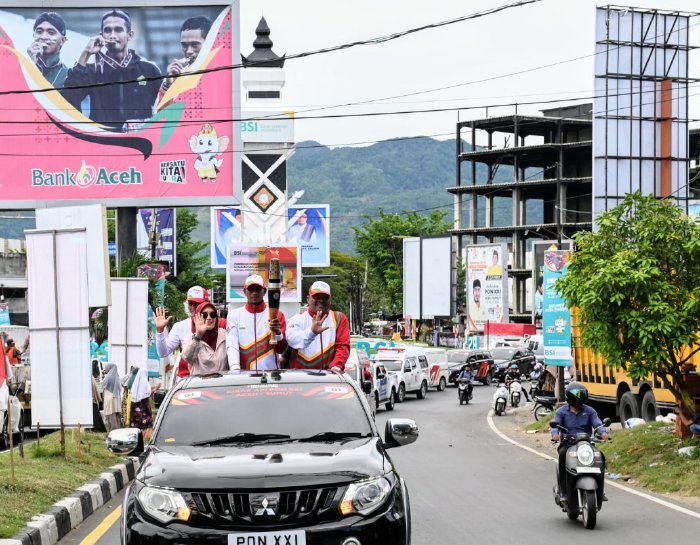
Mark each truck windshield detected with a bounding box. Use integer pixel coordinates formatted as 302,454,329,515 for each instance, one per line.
379,360,403,372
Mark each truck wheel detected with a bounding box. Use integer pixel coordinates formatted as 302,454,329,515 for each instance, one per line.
417,381,427,399
618,392,640,422
641,391,659,422
385,390,395,411
397,383,406,403
437,377,447,392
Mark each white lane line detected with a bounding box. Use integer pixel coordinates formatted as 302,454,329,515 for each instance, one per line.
487,410,700,520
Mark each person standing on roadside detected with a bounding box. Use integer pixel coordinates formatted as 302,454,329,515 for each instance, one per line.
99,363,122,431
286,281,349,371
226,274,287,371
0,342,12,433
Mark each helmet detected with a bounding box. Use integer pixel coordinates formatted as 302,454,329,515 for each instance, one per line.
510,363,519,370
565,382,588,407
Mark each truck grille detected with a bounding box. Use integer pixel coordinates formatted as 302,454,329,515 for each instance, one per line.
187,487,341,524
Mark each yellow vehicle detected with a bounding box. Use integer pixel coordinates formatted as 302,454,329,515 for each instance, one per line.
572,315,700,422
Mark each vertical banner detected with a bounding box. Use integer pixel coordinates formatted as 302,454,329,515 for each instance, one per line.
108,278,148,378
137,208,176,274
211,207,243,268
542,250,572,367
227,244,300,302
532,241,572,326
26,229,92,428
0,303,10,325
287,205,330,267
466,243,509,331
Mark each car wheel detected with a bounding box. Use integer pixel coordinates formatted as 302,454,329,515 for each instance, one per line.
618,391,640,422
417,381,427,399
397,383,406,403
385,390,395,411
437,377,447,392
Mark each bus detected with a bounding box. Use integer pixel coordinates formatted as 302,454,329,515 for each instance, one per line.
572,313,700,422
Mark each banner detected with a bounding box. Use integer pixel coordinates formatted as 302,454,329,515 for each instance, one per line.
137,208,176,274
466,243,509,331
0,303,10,325
0,3,240,207
227,244,300,302
542,249,572,367
241,111,294,143
211,206,243,268
287,205,329,267
532,240,572,326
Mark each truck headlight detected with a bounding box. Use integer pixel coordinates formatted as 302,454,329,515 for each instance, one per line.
137,485,191,523
576,443,595,466
340,476,392,516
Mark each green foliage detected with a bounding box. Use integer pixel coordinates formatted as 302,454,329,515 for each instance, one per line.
557,192,700,407
456,255,466,314
354,209,451,316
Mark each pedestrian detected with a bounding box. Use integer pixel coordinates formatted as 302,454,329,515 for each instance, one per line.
0,343,12,432
286,281,350,371
181,301,228,376
129,367,153,437
99,363,122,431
155,285,219,381
226,274,287,371
5,339,20,365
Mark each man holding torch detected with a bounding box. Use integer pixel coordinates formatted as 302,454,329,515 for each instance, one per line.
226,273,287,371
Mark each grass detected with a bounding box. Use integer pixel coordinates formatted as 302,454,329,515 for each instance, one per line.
599,421,700,497
525,411,555,432
0,429,124,538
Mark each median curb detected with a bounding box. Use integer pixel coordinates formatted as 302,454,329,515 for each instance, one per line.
0,457,140,545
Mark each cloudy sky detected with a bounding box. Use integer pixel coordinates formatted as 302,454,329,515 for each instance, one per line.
239,0,700,146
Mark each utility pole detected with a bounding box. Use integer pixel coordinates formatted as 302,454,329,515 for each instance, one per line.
556,160,565,404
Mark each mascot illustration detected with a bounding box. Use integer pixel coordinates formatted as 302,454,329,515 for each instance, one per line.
189,124,229,182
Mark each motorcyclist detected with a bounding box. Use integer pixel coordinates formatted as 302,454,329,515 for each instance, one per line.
551,382,609,502
505,363,530,402
458,364,474,399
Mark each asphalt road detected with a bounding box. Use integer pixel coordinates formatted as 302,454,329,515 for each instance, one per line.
61,383,700,545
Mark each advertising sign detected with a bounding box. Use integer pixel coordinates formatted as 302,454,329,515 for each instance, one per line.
466,243,509,331
287,205,329,267
542,250,572,367
0,2,241,207
137,208,176,273
532,240,572,326
211,206,243,268
227,244,300,302
0,303,10,325
241,111,294,143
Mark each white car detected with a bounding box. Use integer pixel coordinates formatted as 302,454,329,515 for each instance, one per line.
345,348,375,414
372,362,399,411
422,348,450,391
375,347,429,402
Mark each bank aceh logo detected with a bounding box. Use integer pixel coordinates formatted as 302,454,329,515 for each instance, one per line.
32,160,143,189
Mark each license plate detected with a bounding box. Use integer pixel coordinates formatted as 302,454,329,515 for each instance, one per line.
228,530,305,545
576,467,601,474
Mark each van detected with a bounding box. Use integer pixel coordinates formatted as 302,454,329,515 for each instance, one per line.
375,346,430,402
422,348,450,391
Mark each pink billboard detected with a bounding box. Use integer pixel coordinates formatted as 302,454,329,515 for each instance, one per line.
0,3,240,207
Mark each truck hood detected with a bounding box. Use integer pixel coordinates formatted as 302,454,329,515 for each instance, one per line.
138,438,390,489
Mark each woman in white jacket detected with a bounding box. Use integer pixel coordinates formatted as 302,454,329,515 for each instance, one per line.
181,302,229,376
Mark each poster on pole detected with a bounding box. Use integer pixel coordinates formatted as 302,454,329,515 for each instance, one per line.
287,205,330,267
0,303,10,325
108,278,149,378
26,228,91,428
542,250,573,367
136,208,176,274
532,240,572,326
466,243,509,331
211,207,243,268
226,244,300,302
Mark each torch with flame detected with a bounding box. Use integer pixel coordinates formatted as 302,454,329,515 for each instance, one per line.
268,258,281,345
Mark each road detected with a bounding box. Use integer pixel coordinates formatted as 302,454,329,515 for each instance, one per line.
61,383,700,545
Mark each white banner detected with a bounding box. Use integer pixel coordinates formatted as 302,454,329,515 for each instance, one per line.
27,229,92,428
109,279,149,378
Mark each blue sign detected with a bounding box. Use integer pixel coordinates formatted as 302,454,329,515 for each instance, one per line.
542,250,572,367
108,241,116,257
0,303,10,325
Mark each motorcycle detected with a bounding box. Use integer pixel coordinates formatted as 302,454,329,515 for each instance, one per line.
457,377,473,405
492,383,509,416
550,419,611,529
508,380,523,407
532,394,557,420
474,360,493,385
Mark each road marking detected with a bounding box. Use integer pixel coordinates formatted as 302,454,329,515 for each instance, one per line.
80,505,121,545
487,410,700,520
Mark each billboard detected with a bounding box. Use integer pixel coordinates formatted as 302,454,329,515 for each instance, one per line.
227,244,300,302
466,243,508,331
420,236,451,318
211,206,243,268
241,111,294,143
402,237,420,318
287,205,330,267
136,208,176,273
531,240,572,326
0,2,241,207
542,249,572,367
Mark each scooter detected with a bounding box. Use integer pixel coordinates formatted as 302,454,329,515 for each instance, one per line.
550,419,611,530
457,378,472,405
532,394,557,420
492,383,508,416
509,380,523,407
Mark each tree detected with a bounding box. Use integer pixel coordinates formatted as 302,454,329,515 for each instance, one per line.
354,209,451,316
556,192,700,414
455,255,466,315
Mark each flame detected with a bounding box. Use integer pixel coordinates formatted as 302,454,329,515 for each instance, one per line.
78,160,91,185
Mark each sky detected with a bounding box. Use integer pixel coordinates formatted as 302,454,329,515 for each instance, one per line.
239,0,700,147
